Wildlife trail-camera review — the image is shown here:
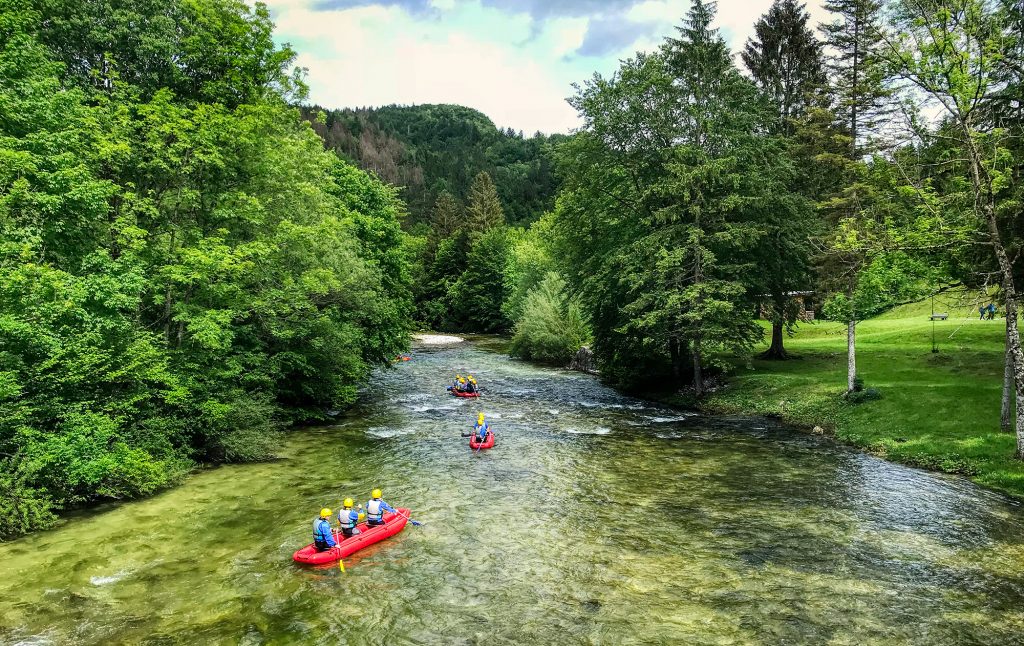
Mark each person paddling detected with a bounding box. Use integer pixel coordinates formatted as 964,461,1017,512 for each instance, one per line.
465,376,478,394
337,498,364,538
473,413,491,443
313,508,337,551
366,489,397,527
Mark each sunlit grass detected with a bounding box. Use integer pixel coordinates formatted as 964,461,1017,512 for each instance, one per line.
702,294,1024,498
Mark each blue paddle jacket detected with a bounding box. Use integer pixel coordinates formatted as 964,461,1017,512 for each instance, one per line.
474,422,490,441
313,518,336,547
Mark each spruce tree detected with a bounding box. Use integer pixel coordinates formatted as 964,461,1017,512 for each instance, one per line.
822,0,892,392
648,0,780,393
464,171,505,238
742,0,826,134
428,191,463,247
822,0,891,156
742,0,825,360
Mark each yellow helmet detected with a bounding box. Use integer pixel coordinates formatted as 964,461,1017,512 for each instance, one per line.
477,413,485,422
320,508,332,518
343,498,354,508
459,377,466,383
372,488,382,499
456,374,462,379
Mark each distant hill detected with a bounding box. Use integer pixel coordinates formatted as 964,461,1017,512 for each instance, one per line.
301,104,564,226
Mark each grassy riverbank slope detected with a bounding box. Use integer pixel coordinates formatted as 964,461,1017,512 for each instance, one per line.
699,295,1024,498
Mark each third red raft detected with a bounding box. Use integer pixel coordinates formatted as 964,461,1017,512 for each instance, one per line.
469,431,495,450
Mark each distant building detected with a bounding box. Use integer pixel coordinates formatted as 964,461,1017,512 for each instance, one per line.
757,291,818,322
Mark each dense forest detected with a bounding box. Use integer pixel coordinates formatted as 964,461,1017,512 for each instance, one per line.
0,0,411,538
4,0,1024,539
302,104,563,226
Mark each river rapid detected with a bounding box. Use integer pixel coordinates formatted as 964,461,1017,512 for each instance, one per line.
2,336,1024,645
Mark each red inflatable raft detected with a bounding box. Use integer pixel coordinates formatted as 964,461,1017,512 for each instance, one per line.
469,431,495,450
292,508,410,565
451,389,480,398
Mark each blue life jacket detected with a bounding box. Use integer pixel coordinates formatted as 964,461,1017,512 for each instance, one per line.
474,422,489,441
313,518,335,547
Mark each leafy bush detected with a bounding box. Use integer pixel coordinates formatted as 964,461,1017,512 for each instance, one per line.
509,272,591,365
0,464,56,540
846,387,882,404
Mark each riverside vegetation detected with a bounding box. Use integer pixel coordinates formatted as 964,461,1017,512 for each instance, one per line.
5,0,1024,540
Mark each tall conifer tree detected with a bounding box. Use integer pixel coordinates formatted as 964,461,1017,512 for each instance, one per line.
822,0,892,392
742,0,826,134
742,0,825,359
465,171,505,238
428,191,463,247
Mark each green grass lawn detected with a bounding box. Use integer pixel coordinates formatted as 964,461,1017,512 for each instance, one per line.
701,292,1024,498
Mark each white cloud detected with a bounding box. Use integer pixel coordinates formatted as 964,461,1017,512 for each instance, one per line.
263,0,834,134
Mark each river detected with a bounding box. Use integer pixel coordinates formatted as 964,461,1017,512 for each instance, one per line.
2,336,1024,644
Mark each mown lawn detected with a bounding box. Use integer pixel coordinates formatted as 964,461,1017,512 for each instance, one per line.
701,294,1024,498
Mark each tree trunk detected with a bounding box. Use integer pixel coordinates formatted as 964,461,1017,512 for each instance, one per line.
762,320,788,360
693,342,704,397
1002,289,1024,459
847,318,857,393
1003,319,1014,433
669,336,682,382
965,129,1024,459
847,283,857,392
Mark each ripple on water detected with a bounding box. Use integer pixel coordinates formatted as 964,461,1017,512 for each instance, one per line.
565,427,613,436
90,571,130,586
365,426,418,439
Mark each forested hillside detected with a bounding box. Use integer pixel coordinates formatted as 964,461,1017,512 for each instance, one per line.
0,0,411,538
302,104,562,226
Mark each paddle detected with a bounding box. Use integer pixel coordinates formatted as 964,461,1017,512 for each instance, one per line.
474,431,491,453
332,529,345,573
393,509,423,526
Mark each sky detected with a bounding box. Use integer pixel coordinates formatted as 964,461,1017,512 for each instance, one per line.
260,0,830,134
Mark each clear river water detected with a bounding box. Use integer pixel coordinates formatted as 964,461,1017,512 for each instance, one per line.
2,337,1024,645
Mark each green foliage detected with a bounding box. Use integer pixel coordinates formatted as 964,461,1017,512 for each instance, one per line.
822,252,946,320
554,0,782,391
0,0,411,538
449,227,512,332
304,104,562,226
503,215,557,322
509,273,591,365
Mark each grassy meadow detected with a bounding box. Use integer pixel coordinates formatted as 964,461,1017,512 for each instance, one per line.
700,291,1024,498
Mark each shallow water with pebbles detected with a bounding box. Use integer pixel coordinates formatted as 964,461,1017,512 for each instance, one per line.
2,338,1024,644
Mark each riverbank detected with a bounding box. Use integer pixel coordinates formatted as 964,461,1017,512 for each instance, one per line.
682,298,1024,499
